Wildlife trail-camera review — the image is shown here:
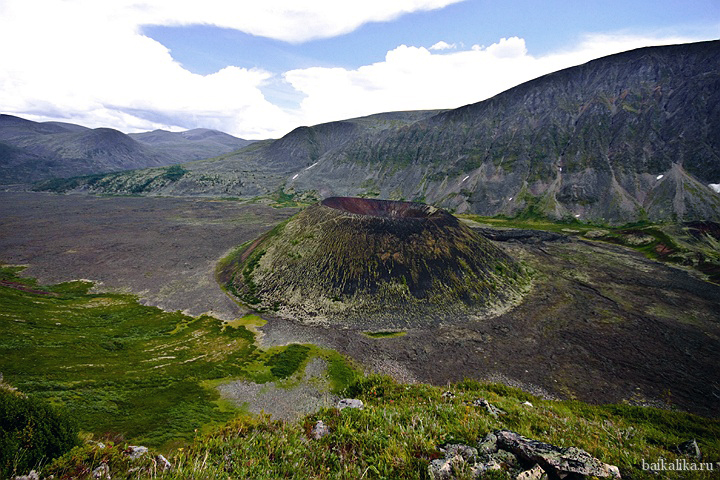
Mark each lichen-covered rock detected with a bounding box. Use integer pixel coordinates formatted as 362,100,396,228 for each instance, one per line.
495,429,621,478
516,464,547,480
430,430,621,479
477,432,499,455
336,398,364,410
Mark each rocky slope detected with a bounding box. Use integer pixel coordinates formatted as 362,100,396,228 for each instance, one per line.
291,39,720,223
34,40,720,224
0,115,251,184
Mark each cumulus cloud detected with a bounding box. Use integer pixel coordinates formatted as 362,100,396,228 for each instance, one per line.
0,0,714,139
0,0,464,138
430,41,457,50
285,33,707,127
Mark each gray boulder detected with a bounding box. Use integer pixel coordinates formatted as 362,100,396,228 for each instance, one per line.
126,445,148,460
311,420,330,439
337,398,364,410
495,429,620,479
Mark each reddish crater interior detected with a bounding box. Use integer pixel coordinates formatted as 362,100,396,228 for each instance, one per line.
321,197,433,218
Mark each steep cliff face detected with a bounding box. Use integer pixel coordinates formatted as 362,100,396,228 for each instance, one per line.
219,198,530,328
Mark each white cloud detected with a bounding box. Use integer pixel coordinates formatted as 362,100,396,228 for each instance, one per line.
430,41,457,50
0,0,464,138
0,0,715,139
125,0,466,43
285,33,708,127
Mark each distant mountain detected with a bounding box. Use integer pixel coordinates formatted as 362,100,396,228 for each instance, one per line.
0,115,253,184
40,110,443,197
128,128,253,161
34,40,720,223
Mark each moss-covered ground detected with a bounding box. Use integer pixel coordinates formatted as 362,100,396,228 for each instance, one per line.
458,215,720,284
0,265,357,451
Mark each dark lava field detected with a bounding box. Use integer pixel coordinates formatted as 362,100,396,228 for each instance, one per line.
1,192,719,417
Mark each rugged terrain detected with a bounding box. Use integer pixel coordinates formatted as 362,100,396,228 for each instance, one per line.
40,40,720,224
0,115,251,184
2,192,718,418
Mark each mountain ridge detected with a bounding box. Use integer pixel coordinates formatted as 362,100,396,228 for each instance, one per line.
0,114,253,183
27,40,720,223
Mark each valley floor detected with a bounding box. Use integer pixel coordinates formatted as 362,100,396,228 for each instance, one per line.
1,192,719,418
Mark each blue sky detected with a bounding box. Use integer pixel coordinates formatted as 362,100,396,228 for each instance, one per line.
0,0,718,138
146,1,718,74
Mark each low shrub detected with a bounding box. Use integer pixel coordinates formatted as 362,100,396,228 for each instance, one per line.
0,385,79,478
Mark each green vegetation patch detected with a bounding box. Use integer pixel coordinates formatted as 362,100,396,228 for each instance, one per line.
0,385,79,479
44,374,720,479
163,165,188,181
459,214,720,284
363,330,407,339
0,266,359,451
264,344,311,379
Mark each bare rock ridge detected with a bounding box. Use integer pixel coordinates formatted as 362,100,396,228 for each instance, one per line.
219,197,530,328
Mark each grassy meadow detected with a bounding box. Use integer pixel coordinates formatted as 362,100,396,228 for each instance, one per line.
0,265,356,452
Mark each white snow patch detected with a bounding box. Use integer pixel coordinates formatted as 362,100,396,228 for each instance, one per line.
656,174,664,180
710,183,720,193
462,175,470,182
292,174,299,180
305,162,319,170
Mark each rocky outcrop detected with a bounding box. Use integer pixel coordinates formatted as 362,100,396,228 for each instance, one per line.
429,430,621,480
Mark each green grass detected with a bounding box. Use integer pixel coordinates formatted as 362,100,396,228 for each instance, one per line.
265,344,311,379
0,265,358,451
363,331,407,339
44,374,720,479
458,214,720,283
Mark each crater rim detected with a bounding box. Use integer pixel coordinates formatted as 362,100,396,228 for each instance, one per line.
320,196,438,219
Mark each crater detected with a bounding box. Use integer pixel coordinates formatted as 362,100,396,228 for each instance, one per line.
219,198,531,328
321,197,438,219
